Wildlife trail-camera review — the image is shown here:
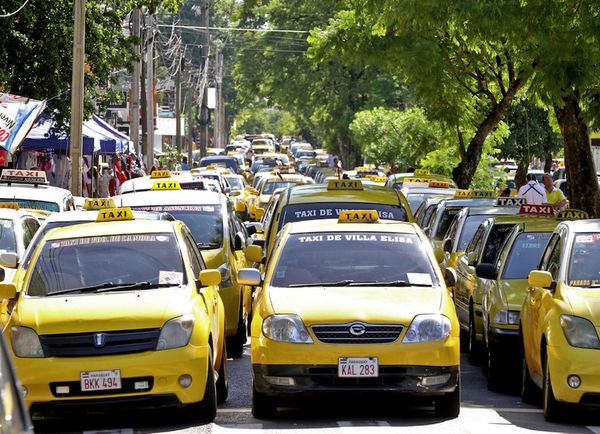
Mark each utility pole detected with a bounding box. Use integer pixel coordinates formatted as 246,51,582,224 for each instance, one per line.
187,81,194,165
199,0,210,156
175,53,182,153
215,47,224,148
130,8,141,155
145,14,155,168
69,0,85,196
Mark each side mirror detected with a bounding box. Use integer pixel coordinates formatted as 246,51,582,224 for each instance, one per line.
199,269,221,287
467,251,478,267
244,244,264,264
434,247,444,264
0,283,16,300
255,207,265,221
0,252,18,269
234,232,246,251
475,263,498,280
235,200,246,213
238,268,262,286
223,187,231,194
444,267,457,288
230,190,241,196
442,238,453,253
246,187,259,196
0,268,4,281
528,270,553,289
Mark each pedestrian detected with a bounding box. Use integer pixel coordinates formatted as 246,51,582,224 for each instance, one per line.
518,173,547,205
542,173,568,211
245,148,254,166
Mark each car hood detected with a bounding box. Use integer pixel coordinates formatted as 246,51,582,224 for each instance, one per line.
15,287,192,334
268,286,442,325
562,287,600,327
498,279,529,311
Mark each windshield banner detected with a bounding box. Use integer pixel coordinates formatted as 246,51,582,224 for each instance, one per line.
0,93,46,153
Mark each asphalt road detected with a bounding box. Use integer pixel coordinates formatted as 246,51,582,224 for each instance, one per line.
32,341,600,434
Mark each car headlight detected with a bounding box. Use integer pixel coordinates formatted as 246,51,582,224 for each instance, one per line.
560,315,600,349
218,263,233,288
10,326,44,358
157,314,195,350
493,310,520,325
402,314,451,343
262,315,313,344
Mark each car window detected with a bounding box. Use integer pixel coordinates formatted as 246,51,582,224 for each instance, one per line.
457,215,488,251
432,208,461,240
0,219,17,253
465,225,485,257
21,219,34,249
567,233,600,286
502,232,553,279
182,230,204,277
481,224,515,264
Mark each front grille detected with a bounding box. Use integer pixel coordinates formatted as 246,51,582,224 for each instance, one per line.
40,329,161,357
580,393,600,407
311,323,403,344
50,376,154,397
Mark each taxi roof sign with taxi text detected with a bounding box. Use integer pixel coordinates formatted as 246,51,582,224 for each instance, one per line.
556,209,589,221
84,198,116,210
96,208,134,222
429,180,450,188
519,204,554,216
0,169,48,185
496,197,525,207
327,179,363,191
0,202,19,210
151,180,181,191
454,189,496,198
414,169,431,176
338,210,379,223
150,170,171,179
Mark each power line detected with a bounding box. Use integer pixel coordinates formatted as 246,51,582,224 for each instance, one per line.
156,24,309,34
0,0,31,18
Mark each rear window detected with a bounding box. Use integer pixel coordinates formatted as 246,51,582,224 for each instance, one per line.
279,202,409,230
0,198,59,213
433,208,461,240
502,232,552,279
457,215,488,250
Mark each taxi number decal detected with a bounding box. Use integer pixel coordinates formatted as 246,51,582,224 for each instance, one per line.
50,234,163,248
293,209,395,219
135,205,215,212
297,234,413,243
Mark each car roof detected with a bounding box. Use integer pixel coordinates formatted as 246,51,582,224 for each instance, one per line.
492,214,560,232
562,219,600,233
287,219,418,235
437,198,497,208
462,205,520,216
43,209,171,223
115,189,222,206
283,184,403,206
0,184,71,202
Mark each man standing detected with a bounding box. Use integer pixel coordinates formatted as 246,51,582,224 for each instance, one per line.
518,173,547,205
542,173,568,211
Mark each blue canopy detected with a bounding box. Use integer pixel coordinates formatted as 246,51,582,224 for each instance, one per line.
20,116,100,154
91,115,134,154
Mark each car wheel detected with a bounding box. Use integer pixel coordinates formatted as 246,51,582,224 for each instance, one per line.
467,311,481,365
226,308,246,358
187,353,217,423
216,341,228,404
486,345,502,391
543,352,567,422
252,383,278,419
521,353,540,405
434,380,460,418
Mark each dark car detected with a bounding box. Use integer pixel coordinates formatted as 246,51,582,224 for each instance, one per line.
199,156,241,174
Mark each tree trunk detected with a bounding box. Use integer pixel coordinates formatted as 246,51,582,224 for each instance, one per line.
515,158,528,190
554,94,600,217
543,152,553,174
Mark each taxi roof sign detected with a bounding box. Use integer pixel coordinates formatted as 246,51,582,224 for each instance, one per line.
414,169,431,176
152,180,181,190
496,197,525,207
454,189,496,198
403,177,430,184
0,202,20,210
519,204,554,216
84,198,116,210
338,210,379,223
0,169,48,186
150,170,171,179
556,209,589,220
327,179,363,191
96,207,134,222
372,176,388,183
429,180,450,188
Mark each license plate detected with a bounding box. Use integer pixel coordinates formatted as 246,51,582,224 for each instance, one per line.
80,369,122,392
338,357,378,378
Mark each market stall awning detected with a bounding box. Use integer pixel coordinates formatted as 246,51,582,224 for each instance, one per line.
92,115,134,154
20,116,100,154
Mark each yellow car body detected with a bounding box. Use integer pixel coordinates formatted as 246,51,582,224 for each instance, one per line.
249,174,313,222
0,215,226,418
521,217,600,421
242,214,460,418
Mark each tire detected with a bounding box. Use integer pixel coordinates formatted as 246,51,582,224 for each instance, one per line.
434,381,460,418
467,311,481,365
521,353,540,405
216,342,228,404
486,345,502,391
187,353,217,424
226,309,246,359
252,383,278,419
543,352,567,422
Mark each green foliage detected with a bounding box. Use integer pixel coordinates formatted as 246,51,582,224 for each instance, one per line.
158,144,181,169
231,107,298,138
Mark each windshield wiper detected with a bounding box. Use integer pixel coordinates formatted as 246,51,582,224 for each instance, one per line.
288,280,355,287
49,282,180,296
197,242,220,250
352,280,433,287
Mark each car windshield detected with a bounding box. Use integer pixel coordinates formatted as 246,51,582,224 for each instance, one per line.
27,233,185,296
568,233,600,286
406,193,437,213
280,203,409,230
0,219,16,253
502,232,552,279
262,181,299,194
433,208,461,240
457,215,488,250
0,198,59,213
130,205,223,248
225,176,243,190
271,232,437,287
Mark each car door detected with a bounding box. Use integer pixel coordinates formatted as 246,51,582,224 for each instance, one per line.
455,225,485,327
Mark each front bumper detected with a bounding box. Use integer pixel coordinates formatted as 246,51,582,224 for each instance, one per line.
548,344,600,405
14,345,210,409
253,364,459,397
219,284,242,336
488,327,519,354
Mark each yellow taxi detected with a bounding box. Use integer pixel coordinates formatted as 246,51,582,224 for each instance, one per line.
116,180,251,358
254,179,413,261
386,169,457,190
239,211,460,418
0,208,227,420
521,212,600,421
401,178,456,215
477,208,581,390
247,172,313,222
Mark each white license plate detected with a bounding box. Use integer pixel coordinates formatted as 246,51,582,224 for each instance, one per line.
338,357,378,378
80,369,122,392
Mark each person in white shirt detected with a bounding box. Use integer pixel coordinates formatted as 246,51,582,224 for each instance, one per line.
518,173,547,204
